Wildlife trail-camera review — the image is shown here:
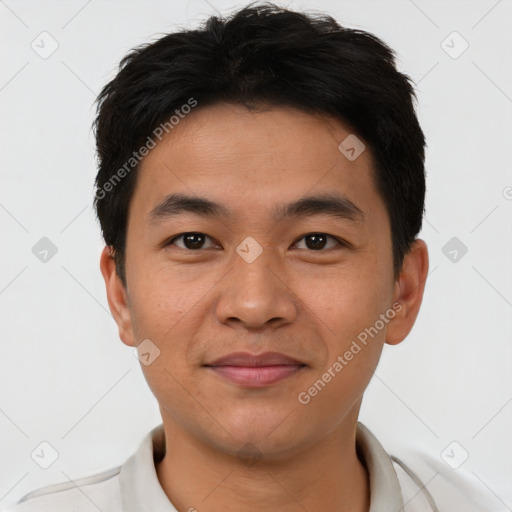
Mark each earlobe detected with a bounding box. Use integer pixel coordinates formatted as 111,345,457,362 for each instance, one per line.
385,239,429,346
99,245,136,347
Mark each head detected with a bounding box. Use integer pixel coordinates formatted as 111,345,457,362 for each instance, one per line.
96,3,428,459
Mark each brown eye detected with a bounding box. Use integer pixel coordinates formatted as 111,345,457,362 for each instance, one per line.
168,233,218,250
294,233,341,251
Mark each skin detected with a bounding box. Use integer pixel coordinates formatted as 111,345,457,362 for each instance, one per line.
100,103,429,512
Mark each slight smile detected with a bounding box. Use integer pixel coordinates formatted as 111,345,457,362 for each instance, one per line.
204,351,308,387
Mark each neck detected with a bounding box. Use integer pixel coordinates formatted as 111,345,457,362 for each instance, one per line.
155,416,370,512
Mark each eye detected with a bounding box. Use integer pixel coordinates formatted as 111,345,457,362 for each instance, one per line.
293,233,344,251
167,232,219,250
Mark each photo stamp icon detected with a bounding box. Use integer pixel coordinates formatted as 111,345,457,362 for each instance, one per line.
133,339,161,366
338,134,365,161
442,236,468,263
441,31,469,59
441,441,469,469
236,236,263,263
31,31,59,60
32,236,58,263
31,441,59,469
237,442,263,467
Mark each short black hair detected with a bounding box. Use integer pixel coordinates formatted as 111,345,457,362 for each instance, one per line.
93,1,426,286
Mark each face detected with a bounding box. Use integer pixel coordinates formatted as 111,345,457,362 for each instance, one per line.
101,103,427,460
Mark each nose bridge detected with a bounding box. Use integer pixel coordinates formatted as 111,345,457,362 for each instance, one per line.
215,241,298,328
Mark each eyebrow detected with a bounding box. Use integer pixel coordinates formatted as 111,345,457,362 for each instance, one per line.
148,192,364,225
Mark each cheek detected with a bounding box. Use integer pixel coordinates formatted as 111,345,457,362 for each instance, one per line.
129,286,201,420
295,275,388,417
295,266,391,348
128,269,218,377
128,265,210,336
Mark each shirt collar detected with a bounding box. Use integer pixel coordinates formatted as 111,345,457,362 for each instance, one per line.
120,422,404,512
356,422,405,511
120,424,173,512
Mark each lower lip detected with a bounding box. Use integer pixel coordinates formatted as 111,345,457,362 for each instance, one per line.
207,365,305,387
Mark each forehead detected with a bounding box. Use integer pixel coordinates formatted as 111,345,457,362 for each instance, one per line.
128,103,383,225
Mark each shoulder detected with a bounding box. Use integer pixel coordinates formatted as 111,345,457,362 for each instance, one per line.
3,466,122,512
392,453,505,512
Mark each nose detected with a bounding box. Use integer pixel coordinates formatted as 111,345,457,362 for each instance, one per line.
215,249,299,331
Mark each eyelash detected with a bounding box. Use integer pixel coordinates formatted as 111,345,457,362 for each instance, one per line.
165,232,348,251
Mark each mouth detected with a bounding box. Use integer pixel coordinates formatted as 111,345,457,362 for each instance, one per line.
204,351,307,387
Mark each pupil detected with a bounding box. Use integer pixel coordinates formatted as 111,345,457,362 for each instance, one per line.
306,234,326,250
184,233,204,249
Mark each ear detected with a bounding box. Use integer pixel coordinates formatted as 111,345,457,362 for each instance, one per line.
99,245,136,347
385,239,429,346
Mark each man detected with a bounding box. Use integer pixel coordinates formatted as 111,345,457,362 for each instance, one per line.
7,3,488,511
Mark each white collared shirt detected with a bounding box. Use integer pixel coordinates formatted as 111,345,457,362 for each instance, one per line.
4,423,496,511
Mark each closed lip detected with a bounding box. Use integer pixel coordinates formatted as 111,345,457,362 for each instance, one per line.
205,351,306,367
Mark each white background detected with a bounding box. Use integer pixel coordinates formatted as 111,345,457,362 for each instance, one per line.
0,0,511,509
